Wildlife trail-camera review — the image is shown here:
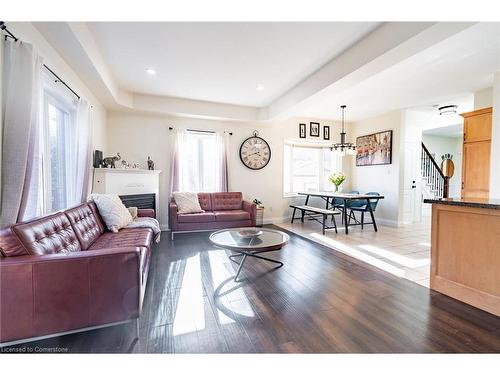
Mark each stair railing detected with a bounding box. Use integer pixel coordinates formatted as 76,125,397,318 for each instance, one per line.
421,142,449,198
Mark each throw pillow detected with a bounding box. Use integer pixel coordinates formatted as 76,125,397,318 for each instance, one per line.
173,192,204,214
127,206,138,220
89,194,133,232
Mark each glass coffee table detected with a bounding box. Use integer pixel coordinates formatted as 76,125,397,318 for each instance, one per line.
209,227,289,282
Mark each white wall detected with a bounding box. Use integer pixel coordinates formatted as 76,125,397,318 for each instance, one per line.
6,23,107,152
106,111,347,229
349,110,402,226
422,134,463,197
474,87,493,109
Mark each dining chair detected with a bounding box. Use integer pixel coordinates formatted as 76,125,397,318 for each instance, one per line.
347,192,380,229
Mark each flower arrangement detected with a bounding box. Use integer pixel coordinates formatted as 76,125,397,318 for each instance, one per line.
253,198,263,208
328,172,346,192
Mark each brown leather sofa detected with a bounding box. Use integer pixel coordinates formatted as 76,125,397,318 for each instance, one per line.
0,201,155,346
169,192,257,239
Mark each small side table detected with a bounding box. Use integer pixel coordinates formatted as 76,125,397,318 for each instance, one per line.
255,206,264,227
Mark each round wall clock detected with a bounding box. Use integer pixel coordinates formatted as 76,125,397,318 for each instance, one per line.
239,131,271,170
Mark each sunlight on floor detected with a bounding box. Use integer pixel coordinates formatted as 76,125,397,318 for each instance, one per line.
173,254,205,336
310,233,406,278
208,250,255,321
358,244,430,268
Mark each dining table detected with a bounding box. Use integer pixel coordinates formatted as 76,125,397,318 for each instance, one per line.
297,191,385,234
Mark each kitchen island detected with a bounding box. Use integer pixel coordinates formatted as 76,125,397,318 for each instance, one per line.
424,198,500,316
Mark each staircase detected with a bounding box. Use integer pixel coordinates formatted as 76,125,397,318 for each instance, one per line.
421,142,449,200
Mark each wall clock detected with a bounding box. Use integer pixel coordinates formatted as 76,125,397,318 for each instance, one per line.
239,131,271,170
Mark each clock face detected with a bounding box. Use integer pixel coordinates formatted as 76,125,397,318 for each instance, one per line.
239,136,271,170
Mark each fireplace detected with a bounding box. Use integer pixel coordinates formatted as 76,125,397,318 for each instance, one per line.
92,168,162,223
119,193,156,212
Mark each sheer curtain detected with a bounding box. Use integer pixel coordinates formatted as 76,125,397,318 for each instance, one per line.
71,98,92,205
0,39,43,226
169,129,229,195
216,132,229,192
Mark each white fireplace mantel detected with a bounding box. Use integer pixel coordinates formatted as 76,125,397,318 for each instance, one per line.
92,168,162,215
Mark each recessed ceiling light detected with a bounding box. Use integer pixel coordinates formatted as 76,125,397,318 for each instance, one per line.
256,84,264,91
146,68,156,75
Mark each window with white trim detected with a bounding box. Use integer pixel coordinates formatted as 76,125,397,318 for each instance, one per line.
178,130,220,192
42,73,77,213
283,143,342,196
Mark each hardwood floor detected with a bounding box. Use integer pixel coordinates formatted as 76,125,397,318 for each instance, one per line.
4,225,500,353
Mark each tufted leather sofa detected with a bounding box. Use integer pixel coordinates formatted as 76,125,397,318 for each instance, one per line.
169,192,256,239
0,201,155,346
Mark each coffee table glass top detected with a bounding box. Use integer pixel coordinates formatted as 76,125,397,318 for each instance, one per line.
209,227,289,250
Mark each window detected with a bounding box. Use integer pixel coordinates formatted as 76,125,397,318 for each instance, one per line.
177,130,223,192
283,143,341,196
42,75,77,213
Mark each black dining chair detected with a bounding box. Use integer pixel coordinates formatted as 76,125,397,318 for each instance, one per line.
347,192,380,229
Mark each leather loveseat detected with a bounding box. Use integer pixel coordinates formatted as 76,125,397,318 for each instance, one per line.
169,192,256,239
0,201,155,346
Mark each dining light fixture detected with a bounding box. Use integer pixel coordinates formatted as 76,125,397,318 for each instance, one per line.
330,105,356,155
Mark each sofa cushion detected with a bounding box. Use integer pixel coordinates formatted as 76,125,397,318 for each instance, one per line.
65,203,105,250
88,228,153,251
89,194,133,233
13,213,82,255
214,210,250,222
197,193,212,211
177,212,216,223
173,192,204,214
211,192,243,210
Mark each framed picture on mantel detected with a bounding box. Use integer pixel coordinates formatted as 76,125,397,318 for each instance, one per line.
355,130,393,166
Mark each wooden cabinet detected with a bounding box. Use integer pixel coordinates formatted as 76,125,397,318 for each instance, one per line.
460,107,492,199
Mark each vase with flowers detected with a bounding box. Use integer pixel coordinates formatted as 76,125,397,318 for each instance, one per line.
329,172,346,193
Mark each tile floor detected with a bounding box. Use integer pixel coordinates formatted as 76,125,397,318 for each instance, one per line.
277,214,431,288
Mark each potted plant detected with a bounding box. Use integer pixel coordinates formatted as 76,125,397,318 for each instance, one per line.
253,199,264,227
328,172,346,193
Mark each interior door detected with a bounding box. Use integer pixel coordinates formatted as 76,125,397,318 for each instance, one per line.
402,140,421,223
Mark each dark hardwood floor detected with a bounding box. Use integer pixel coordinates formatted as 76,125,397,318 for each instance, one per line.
5,225,500,353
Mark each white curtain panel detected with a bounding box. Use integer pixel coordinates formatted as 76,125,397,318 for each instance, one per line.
72,98,92,205
169,129,183,196
216,131,229,192
0,40,43,226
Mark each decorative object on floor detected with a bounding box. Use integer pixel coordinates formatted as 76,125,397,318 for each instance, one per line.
237,228,263,238
239,130,271,170
102,153,121,168
323,125,330,140
253,198,264,227
147,156,155,170
355,129,392,166
310,122,320,137
329,171,346,192
299,123,306,138
93,150,103,168
330,105,356,155
440,154,455,178
172,191,204,214
121,159,128,168
210,227,289,282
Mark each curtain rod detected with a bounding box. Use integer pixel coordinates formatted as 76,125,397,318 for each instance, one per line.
169,127,233,136
1,21,81,100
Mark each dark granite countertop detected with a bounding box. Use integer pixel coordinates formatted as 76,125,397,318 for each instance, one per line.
423,198,500,210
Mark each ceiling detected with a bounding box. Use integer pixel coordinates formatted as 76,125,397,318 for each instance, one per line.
297,22,500,121
423,124,463,138
86,22,381,107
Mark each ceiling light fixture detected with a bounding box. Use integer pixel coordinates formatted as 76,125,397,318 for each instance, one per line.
256,84,264,91
330,105,356,156
146,68,156,75
438,105,457,115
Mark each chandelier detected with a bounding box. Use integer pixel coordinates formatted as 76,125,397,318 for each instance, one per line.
331,105,356,155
